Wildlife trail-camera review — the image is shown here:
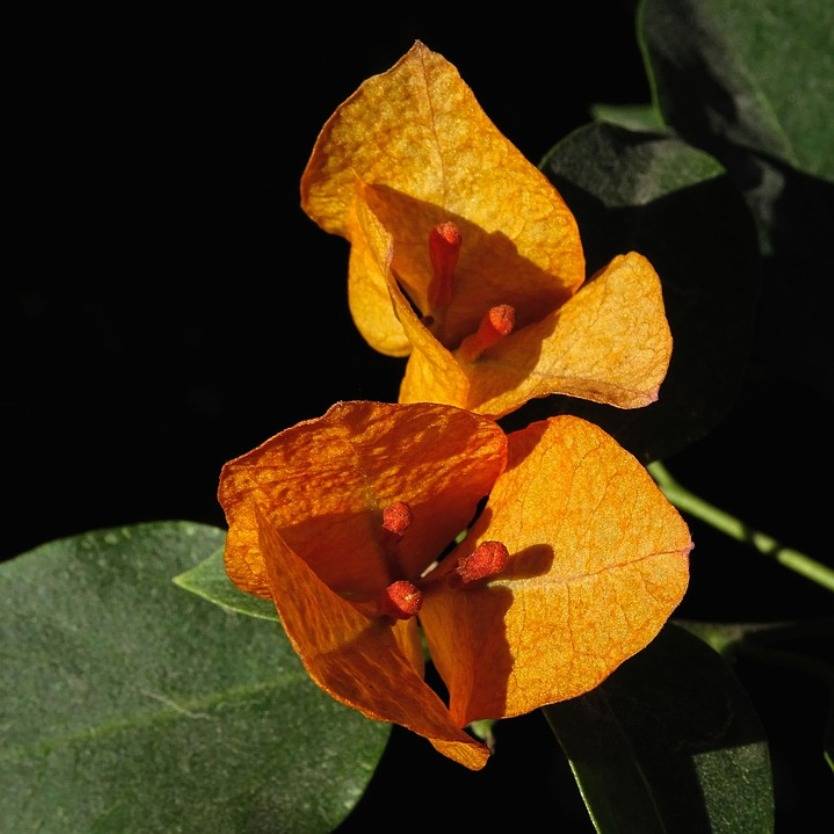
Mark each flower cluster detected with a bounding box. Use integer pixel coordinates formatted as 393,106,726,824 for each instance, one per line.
219,43,691,769
301,42,671,418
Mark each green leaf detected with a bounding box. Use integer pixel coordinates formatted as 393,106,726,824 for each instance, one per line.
639,0,834,182
590,102,665,133
522,123,759,462
676,619,777,656
544,625,774,834
468,719,496,752
0,522,389,834
637,1,834,402
174,547,277,621
679,618,834,772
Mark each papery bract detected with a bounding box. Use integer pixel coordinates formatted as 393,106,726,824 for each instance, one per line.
302,43,672,417
219,402,692,769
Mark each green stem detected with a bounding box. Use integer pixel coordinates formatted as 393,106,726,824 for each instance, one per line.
649,462,834,593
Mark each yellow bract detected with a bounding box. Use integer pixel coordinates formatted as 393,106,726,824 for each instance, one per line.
420,416,691,726
302,42,672,417
218,402,692,769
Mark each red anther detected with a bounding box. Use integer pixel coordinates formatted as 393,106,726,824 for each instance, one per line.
455,541,510,585
487,304,515,336
380,580,424,619
428,221,462,310
382,501,413,537
456,304,516,362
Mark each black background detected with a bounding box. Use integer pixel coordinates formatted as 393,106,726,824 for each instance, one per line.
7,2,831,830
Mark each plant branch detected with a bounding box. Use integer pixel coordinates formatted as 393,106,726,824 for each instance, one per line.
649,462,834,592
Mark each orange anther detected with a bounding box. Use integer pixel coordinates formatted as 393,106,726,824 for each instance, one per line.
382,501,413,537
428,221,462,311
456,541,509,584
456,305,516,362
380,580,424,619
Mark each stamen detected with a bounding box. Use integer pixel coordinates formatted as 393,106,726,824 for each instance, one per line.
455,541,509,585
380,580,424,619
428,221,462,311
382,501,413,538
456,305,516,362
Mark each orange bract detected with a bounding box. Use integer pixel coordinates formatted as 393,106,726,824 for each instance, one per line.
219,402,692,769
302,43,672,417
220,401,506,600
420,416,691,726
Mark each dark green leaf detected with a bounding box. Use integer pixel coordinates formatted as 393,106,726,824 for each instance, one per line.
675,619,777,656
0,523,389,834
639,0,834,182
174,547,277,621
590,102,665,133
545,625,774,833
680,618,834,772
522,123,759,462
638,0,834,401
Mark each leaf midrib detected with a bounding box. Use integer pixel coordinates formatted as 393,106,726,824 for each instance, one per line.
1,673,307,761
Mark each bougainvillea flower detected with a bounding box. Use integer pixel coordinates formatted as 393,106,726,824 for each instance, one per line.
301,43,672,417
219,402,691,769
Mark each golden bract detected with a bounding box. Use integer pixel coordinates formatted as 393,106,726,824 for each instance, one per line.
219,402,691,768
302,42,672,417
